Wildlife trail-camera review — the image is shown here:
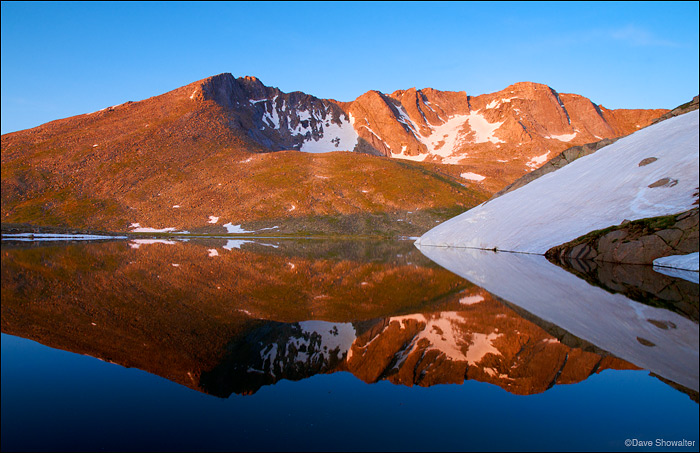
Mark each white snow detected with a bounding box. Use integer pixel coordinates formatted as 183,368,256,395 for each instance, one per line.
526,151,551,169
222,239,278,250
298,114,359,153
390,109,505,162
223,223,255,234
361,124,387,144
130,227,177,233
223,239,255,250
128,239,176,249
389,312,502,365
548,132,577,142
461,172,486,182
262,321,356,367
391,113,471,162
172,205,180,208
208,249,219,257
653,252,699,283
466,111,505,144
466,332,503,364
653,252,699,271
423,115,471,155
207,216,219,224
390,149,427,162
485,97,515,110
417,111,700,254
301,119,359,152
299,321,356,354
459,294,485,305
654,266,700,284
262,102,280,129
414,246,699,391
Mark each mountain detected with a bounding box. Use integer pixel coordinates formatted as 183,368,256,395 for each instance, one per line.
1,73,666,234
187,73,667,185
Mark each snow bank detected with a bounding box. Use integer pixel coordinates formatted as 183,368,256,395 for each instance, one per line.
653,252,699,271
414,246,699,391
653,252,699,283
417,110,699,254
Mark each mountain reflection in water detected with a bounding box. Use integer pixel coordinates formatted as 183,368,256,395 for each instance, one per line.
1,238,697,401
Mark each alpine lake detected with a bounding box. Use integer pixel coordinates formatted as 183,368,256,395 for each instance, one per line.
1,236,698,452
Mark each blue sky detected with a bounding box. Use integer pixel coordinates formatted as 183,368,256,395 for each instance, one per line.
2,1,698,134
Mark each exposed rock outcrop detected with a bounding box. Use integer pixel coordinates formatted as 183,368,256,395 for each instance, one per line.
651,95,699,125
545,208,699,266
545,252,699,322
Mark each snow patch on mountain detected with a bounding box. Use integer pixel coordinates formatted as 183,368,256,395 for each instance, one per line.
466,111,505,144
548,132,577,142
485,97,515,109
421,114,470,157
461,172,486,182
526,151,551,169
223,223,255,234
299,115,358,153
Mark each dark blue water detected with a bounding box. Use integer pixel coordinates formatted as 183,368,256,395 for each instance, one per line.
2,333,697,452
1,239,698,452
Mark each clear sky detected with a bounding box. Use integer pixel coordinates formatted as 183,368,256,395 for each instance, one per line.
2,1,698,134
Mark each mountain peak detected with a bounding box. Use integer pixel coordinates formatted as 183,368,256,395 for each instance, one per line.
240,75,265,87
501,81,553,94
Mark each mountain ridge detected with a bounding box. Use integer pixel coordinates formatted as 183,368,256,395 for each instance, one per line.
1,72,668,234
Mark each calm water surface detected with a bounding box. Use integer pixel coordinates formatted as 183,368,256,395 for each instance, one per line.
1,238,698,451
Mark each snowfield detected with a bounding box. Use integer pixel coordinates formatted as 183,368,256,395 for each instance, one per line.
416,110,699,263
